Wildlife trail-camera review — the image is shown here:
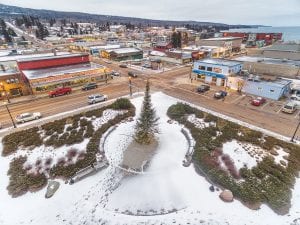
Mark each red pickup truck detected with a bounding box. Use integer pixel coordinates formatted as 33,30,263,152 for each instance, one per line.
49,87,72,98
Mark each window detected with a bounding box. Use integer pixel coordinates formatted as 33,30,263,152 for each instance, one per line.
199,65,206,70
270,89,275,93
213,67,222,73
207,67,212,72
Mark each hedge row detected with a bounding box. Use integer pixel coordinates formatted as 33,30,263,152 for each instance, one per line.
2,98,133,156
167,103,300,214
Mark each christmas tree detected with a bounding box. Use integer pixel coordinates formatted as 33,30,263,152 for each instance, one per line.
135,80,159,144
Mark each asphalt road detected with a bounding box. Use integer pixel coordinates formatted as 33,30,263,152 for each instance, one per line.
0,64,299,140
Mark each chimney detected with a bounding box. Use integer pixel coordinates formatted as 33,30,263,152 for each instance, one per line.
52,48,57,56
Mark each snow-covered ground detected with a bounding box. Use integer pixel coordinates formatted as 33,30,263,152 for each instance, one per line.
187,114,215,129
222,140,290,170
1,92,300,225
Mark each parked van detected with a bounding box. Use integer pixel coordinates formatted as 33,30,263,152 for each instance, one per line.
282,102,297,114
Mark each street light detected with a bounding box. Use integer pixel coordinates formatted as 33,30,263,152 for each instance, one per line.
291,115,300,142
4,103,16,128
0,82,10,103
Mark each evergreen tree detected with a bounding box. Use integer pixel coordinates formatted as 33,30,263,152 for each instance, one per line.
135,80,159,144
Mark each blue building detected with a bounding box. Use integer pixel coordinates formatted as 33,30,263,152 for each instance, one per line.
243,79,291,100
192,59,242,86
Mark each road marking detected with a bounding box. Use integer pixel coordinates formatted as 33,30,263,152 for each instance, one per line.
276,105,285,114
231,95,244,104
294,110,300,119
261,101,270,110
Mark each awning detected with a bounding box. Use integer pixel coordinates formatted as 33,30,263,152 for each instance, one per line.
192,69,226,79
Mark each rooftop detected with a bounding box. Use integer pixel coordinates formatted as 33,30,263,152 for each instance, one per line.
22,63,104,80
263,44,300,52
17,53,89,63
196,59,242,67
248,79,292,88
235,56,300,67
0,52,70,63
89,45,121,50
202,37,243,41
108,48,142,54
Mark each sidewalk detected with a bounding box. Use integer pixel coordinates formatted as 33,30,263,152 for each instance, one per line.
0,80,118,106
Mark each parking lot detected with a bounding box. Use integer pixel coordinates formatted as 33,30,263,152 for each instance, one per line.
173,78,299,120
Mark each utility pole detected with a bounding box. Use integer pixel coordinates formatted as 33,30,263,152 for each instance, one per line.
291,118,300,142
5,104,16,128
129,76,132,97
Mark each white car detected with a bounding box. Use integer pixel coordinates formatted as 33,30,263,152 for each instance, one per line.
15,112,42,123
88,94,108,104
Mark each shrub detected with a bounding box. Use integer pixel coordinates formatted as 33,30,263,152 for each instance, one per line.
204,114,218,123
111,98,132,110
2,127,42,156
7,157,47,197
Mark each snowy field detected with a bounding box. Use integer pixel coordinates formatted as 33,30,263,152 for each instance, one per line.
0,92,300,225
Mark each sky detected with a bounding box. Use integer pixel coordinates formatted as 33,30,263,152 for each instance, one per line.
0,0,300,26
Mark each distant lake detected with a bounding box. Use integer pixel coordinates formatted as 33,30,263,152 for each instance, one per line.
224,26,300,42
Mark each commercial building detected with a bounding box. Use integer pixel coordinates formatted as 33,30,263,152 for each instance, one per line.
153,42,173,52
182,46,226,59
235,56,300,79
102,48,143,61
197,37,243,55
222,32,283,47
17,54,109,93
242,79,291,100
261,43,300,60
192,59,242,86
22,63,107,93
0,70,28,100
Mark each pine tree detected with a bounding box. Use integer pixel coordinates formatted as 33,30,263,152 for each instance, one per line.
135,80,159,145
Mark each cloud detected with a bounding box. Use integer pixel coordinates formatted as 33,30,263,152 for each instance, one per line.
1,0,299,26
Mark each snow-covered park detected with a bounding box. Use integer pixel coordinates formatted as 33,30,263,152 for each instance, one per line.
0,92,300,225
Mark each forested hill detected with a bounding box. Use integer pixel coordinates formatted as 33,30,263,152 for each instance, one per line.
0,3,260,29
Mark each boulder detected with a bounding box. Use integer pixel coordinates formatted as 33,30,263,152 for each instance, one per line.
219,189,234,202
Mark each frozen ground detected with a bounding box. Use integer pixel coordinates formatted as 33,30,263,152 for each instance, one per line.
0,92,300,225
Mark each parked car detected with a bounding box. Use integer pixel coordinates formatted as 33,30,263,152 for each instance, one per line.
82,82,98,91
142,63,152,69
49,87,72,97
103,60,112,64
128,71,138,78
282,102,297,114
196,84,210,93
291,95,300,101
119,64,128,68
214,90,227,99
251,97,266,106
88,94,108,104
15,112,42,123
111,71,120,76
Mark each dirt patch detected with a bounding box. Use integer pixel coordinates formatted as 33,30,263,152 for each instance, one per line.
121,138,158,171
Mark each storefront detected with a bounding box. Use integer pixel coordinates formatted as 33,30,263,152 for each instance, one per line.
0,72,29,99
22,63,110,93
